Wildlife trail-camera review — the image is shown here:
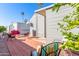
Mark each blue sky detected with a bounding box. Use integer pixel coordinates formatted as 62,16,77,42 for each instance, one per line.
0,3,52,26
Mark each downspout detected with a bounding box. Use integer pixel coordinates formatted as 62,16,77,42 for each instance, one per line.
44,15,46,38
36,13,38,37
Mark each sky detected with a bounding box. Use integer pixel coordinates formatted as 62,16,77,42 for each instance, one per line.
0,3,52,26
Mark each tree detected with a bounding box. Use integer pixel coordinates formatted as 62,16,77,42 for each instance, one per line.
0,26,6,33
52,3,79,51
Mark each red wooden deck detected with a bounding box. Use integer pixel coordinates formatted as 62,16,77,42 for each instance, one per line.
0,37,79,56
0,39,10,56
5,37,43,56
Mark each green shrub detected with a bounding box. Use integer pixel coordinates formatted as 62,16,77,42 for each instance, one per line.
53,3,79,51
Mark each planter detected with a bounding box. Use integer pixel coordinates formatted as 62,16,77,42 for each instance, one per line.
69,49,79,55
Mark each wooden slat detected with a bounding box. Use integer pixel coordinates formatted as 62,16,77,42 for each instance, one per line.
37,10,46,16
6,40,36,56
6,41,21,56
5,37,43,56
13,40,34,56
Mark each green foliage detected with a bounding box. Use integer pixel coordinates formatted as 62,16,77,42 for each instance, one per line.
52,3,71,12
0,26,6,33
62,40,79,51
53,3,79,51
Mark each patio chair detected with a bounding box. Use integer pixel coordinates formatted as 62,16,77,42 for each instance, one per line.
40,42,62,56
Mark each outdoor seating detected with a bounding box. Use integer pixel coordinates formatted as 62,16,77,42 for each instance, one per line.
40,42,62,56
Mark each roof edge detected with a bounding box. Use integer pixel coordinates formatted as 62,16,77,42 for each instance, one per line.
34,4,54,13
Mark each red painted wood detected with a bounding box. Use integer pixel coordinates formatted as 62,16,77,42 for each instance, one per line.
6,39,38,56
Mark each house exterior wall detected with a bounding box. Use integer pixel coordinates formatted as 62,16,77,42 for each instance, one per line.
46,5,74,43
30,13,37,36
30,13,37,30
30,5,75,43
30,13,45,38
36,13,45,38
9,22,18,33
17,22,30,34
9,22,30,34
